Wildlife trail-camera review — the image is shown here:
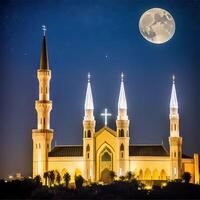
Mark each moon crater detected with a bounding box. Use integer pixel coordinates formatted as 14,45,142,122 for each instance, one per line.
139,8,175,44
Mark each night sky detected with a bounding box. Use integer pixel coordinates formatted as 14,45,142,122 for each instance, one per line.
0,0,199,178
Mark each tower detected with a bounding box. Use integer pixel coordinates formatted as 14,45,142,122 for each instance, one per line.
32,26,53,179
116,73,130,177
169,75,182,180
83,73,96,181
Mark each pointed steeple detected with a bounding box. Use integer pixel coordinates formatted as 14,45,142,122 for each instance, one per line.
170,75,178,109
84,73,94,110
40,25,49,70
118,73,127,110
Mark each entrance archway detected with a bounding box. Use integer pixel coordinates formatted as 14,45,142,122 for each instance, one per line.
101,168,111,183
99,147,113,182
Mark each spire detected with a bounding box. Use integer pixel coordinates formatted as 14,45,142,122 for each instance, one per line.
170,75,178,109
40,25,49,70
84,73,94,110
118,73,127,110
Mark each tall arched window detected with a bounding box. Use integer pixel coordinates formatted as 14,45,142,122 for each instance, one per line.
87,130,91,138
120,143,124,151
86,144,90,152
121,129,124,137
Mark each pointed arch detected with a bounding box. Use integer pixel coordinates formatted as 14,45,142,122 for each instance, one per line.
101,151,111,161
144,168,151,180
160,169,166,180
87,130,91,138
120,143,124,151
152,169,159,180
138,169,143,180
86,144,90,151
121,129,124,137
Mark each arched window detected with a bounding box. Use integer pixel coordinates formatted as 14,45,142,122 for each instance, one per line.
174,124,176,131
144,168,151,180
87,153,90,159
87,130,91,138
121,129,124,137
86,144,90,152
102,152,111,161
120,143,124,151
39,143,41,149
174,152,176,158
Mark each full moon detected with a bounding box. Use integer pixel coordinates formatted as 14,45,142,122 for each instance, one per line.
139,8,175,44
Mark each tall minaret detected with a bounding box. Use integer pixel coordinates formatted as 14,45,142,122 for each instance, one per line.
32,26,53,180
116,73,130,177
169,75,182,180
83,73,96,181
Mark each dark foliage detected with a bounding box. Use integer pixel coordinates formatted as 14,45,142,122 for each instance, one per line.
0,178,200,199
75,175,84,190
182,172,192,184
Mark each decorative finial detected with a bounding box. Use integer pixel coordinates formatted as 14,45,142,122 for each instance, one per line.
121,72,124,82
172,74,175,84
42,25,47,36
88,72,91,82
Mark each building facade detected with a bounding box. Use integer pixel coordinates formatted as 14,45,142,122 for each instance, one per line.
32,32,199,184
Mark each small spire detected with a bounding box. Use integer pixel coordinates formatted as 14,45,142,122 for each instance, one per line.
88,72,91,82
170,75,178,109
121,73,124,82
118,72,127,110
85,73,94,110
172,74,175,84
42,25,47,36
40,25,49,69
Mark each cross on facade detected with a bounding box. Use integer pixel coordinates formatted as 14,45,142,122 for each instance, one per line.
101,108,112,126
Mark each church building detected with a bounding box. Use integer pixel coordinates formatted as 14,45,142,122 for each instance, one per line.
32,30,199,184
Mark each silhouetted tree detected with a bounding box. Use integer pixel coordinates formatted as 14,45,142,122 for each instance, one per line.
119,176,125,181
63,172,71,188
126,171,134,182
48,170,55,187
56,172,61,185
43,172,48,186
182,172,191,184
75,175,84,189
109,170,116,182
34,175,41,186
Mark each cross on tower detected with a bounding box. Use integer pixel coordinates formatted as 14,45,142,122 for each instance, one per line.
101,108,112,126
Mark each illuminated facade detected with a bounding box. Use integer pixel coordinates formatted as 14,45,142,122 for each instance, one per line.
32,32,199,184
